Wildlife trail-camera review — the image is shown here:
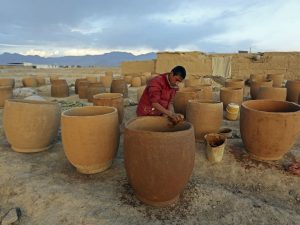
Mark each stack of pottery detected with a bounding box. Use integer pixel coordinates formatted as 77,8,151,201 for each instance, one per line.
75,78,87,94
0,78,15,88
186,100,223,141
22,77,38,87
61,106,119,174
220,87,243,109
256,87,287,101
225,103,240,121
51,79,69,97
0,86,13,107
78,80,89,99
93,93,124,124
285,80,300,103
87,82,105,102
131,77,142,87
124,116,195,207
267,73,284,87
111,79,128,98
3,99,60,152
250,79,273,99
240,100,300,160
204,133,226,163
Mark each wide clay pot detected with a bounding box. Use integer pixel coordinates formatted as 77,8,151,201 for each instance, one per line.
87,82,106,102
256,87,287,101
124,116,195,207
100,75,113,88
78,80,89,99
240,100,300,160
191,84,213,100
267,74,284,87
22,77,37,87
0,86,13,107
93,93,124,124
131,77,142,87
186,100,223,141
86,76,98,83
137,86,146,102
0,78,15,88
3,99,60,152
250,79,273,99
225,79,244,89
286,80,300,103
36,77,46,86
75,78,87,94
111,79,128,98
51,79,69,97
220,87,243,109
173,87,203,116
61,106,119,174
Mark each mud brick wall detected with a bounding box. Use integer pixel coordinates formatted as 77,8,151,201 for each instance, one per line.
121,60,156,75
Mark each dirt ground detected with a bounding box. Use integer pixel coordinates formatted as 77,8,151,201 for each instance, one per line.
0,68,300,225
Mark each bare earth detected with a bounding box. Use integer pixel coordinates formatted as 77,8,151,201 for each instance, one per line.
0,68,299,225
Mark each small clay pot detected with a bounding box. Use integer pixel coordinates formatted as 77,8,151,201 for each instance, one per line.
218,128,233,139
0,78,15,88
267,74,284,87
22,77,37,87
111,79,128,98
285,80,300,103
256,87,287,101
0,86,13,107
250,79,273,99
204,133,226,162
51,79,69,97
220,87,243,109
75,78,87,94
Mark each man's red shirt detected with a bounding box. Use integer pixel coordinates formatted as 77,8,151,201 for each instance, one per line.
136,74,179,116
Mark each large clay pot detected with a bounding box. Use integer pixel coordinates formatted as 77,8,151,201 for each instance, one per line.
220,87,243,109
51,79,69,97
0,86,13,107
186,100,223,141
124,116,195,207
111,79,128,98
173,87,203,116
3,99,60,152
137,86,146,102
192,84,213,100
61,106,119,174
240,100,300,160
225,79,244,89
250,79,273,99
256,87,287,101
286,80,300,103
36,77,46,86
78,80,89,99
87,82,105,102
75,78,87,94
22,77,37,87
131,77,142,87
100,75,113,88
267,74,284,87
0,78,15,88
93,93,124,124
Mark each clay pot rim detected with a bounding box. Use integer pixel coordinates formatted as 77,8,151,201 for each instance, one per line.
125,116,193,134
221,87,243,91
5,99,58,105
258,87,287,90
93,93,123,99
178,87,202,93
62,106,117,117
218,127,232,134
188,99,222,105
242,100,300,114
286,79,300,83
204,133,226,146
266,73,284,77
225,79,244,82
192,84,212,87
251,79,273,83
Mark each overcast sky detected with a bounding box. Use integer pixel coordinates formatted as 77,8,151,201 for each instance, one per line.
0,0,300,56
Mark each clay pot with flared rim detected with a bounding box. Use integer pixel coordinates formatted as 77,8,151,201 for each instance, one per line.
184,79,202,87
204,133,226,162
240,100,300,161
78,80,89,99
137,86,146,102
173,87,203,116
36,77,46,86
75,78,87,94
124,116,195,207
191,84,213,100
93,93,124,124
100,75,113,88
256,87,287,101
220,87,243,110
86,76,98,83
87,82,105,102
250,79,273,99
0,86,13,107
286,80,300,103
111,79,128,98
250,74,266,81
51,79,69,97
0,78,15,88
267,74,284,87
131,77,142,87
225,79,244,89
61,106,119,174
22,77,37,87
124,75,133,84
186,100,223,141
3,99,60,152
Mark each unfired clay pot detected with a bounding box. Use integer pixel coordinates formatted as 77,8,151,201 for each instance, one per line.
191,84,213,100
220,87,243,109
250,79,273,99
186,100,223,141
51,79,69,97
87,82,105,102
100,75,113,88
75,78,87,94
137,86,146,102
22,77,38,87
131,77,142,87
256,87,287,101
50,75,59,84
124,75,133,84
0,78,15,88
78,80,89,99
140,76,147,86
111,79,128,98
267,74,284,87
124,116,195,207
0,86,13,107
240,100,300,160
93,93,124,124
286,80,300,103
61,106,119,174
250,74,266,81
36,77,46,86
3,99,60,152
184,79,201,87
86,76,98,83
225,79,244,89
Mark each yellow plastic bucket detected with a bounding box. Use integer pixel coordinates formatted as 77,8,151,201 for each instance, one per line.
226,103,240,114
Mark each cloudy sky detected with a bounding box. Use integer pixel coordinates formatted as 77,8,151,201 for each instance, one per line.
0,0,300,56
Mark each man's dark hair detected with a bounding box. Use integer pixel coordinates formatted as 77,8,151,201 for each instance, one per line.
171,66,186,80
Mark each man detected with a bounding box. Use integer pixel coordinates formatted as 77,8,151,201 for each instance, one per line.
136,65,186,123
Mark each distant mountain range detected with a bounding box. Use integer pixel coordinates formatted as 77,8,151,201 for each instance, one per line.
0,52,157,67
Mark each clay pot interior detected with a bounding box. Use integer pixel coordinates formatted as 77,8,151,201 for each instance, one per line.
243,100,300,113
205,133,226,147
63,106,116,117
218,128,233,138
